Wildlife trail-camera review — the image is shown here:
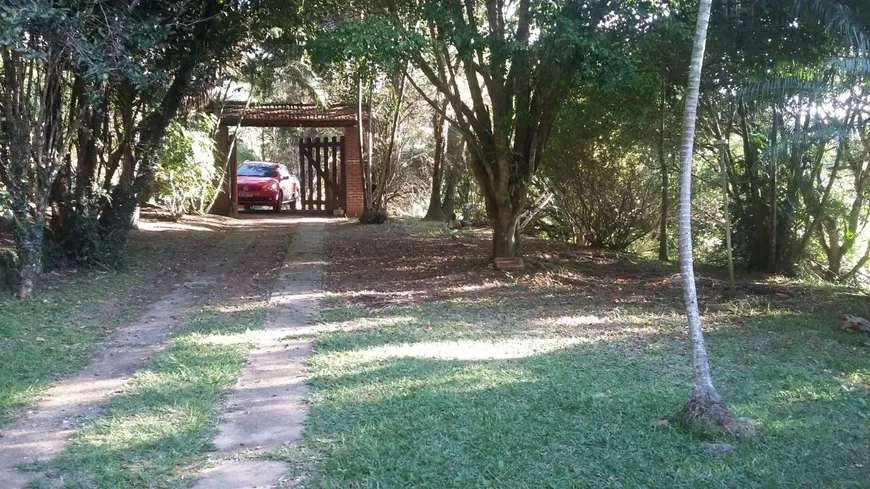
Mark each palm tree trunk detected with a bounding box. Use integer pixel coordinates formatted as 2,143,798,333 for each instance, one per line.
677,0,732,430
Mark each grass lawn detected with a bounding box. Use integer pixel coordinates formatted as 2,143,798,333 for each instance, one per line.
31,305,266,488
294,221,870,488
30,227,293,488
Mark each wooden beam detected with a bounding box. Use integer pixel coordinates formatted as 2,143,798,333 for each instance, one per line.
301,144,341,195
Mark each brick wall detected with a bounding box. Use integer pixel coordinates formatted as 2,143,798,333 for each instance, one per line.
229,135,238,217
344,125,364,217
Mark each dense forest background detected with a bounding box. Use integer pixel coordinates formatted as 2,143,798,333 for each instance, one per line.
1,0,868,296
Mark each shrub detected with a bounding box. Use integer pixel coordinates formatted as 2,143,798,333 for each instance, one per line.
542,151,659,251
359,210,389,224
151,119,220,218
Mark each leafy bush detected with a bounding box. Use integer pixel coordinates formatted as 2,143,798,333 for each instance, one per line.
543,152,659,251
0,186,10,215
533,72,666,252
151,118,220,218
0,247,16,293
237,141,260,164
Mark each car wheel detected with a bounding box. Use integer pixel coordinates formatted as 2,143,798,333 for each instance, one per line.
289,199,297,211
273,192,283,213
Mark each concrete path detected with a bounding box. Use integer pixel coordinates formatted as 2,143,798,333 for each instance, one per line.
194,221,325,489
0,231,255,489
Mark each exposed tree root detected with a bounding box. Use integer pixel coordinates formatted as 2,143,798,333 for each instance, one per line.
359,210,388,224
679,388,733,432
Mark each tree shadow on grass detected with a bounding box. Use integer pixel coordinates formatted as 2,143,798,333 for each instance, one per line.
304,335,870,489
32,307,265,489
294,218,870,488
299,283,870,489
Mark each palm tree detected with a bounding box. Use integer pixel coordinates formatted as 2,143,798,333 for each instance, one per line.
677,0,733,430
734,1,869,276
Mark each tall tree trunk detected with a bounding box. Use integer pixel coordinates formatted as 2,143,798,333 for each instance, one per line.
425,102,448,220
2,47,37,298
769,105,778,271
367,80,374,208
441,129,464,218
16,213,45,299
719,140,735,290
1,43,71,297
658,78,669,262
403,0,572,258
358,74,373,214
374,70,407,213
97,35,205,264
737,102,769,270
676,0,732,430
493,206,518,258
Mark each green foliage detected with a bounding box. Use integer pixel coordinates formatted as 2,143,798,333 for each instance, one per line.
308,13,419,78
237,141,260,164
307,308,870,487
542,152,660,250
0,230,203,424
152,119,219,217
539,63,664,251
0,186,9,214
0,248,16,293
0,0,71,57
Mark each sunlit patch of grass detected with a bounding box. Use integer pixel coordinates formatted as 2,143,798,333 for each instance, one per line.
523,273,577,293
440,281,512,294
35,305,266,488
844,370,869,391
603,308,685,325
323,337,592,362
0,243,190,426
213,301,269,314
709,295,803,318
349,218,452,238
0,228,259,428
529,314,607,326
283,314,422,342
302,285,870,488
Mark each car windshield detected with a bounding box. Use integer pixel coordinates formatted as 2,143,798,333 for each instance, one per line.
238,163,279,178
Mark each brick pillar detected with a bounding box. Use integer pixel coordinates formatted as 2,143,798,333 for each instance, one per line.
344,125,364,217
229,135,238,218
211,125,231,216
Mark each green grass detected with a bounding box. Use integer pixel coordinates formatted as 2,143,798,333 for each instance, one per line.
0,239,181,426
297,300,870,488
32,304,267,488
0,229,258,427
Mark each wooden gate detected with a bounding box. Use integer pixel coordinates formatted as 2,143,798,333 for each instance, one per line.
299,136,345,212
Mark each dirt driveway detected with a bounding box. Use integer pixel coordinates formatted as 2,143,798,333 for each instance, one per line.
0,212,336,488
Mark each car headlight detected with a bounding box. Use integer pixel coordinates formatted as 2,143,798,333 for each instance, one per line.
265,183,277,191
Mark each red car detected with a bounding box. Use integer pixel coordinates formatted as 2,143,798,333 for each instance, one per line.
236,161,299,212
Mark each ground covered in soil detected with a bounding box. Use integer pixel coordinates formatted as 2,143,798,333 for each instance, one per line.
301,219,870,488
